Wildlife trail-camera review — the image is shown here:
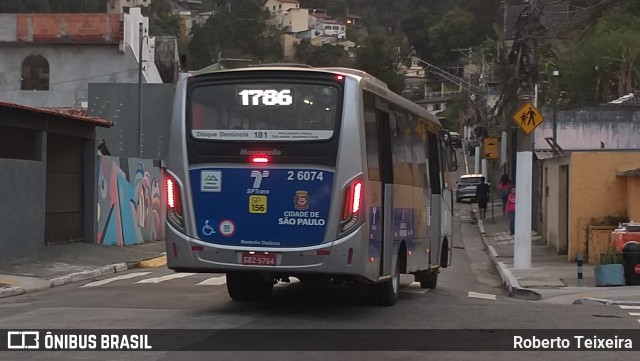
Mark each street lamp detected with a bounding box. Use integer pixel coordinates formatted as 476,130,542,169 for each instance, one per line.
552,70,559,144
138,22,149,158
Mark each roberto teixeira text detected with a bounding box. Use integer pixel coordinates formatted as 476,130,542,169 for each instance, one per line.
514,335,634,350
6,331,152,350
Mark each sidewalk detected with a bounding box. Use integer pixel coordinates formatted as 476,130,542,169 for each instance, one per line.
0,241,166,299
472,201,640,305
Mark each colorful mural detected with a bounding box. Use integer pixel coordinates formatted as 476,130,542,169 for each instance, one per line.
96,156,165,246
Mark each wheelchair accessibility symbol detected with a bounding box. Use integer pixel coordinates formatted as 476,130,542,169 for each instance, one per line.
202,220,216,236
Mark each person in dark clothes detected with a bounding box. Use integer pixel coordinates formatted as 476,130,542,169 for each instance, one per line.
475,177,491,219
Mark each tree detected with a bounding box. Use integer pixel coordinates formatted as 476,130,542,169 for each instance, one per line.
427,7,481,65
144,0,180,37
0,0,25,13
557,8,640,105
187,0,281,70
296,40,350,67
355,34,405,93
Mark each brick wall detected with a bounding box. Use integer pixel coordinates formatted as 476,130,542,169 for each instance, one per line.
17,14,121,44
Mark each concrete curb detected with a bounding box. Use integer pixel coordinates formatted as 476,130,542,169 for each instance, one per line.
0,286,26,298
138,254,167,268
572,297,640,306
49,263,128,287
474,216,542,301
0,253,164,299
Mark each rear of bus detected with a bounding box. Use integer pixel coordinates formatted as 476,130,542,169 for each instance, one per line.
164,68,372,298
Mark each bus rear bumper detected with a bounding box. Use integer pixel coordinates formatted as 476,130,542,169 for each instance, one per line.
165,223,376,281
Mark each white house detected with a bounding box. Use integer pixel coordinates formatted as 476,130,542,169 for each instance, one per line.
107,0,152,14
0,7,162,108
281,7,309,33
309,10,346,39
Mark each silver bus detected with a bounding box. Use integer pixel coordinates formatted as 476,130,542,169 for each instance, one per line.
164,65,457,306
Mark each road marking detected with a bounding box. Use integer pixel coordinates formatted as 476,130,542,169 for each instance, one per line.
81,272,152,287
619,305,640,310
136,273,196,284
628,312,640,316
468,291,497,300
400,282,429,294
197,276,226,286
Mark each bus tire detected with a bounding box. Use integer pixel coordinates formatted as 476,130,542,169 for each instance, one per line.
374,257,399,306
226,272,273,301
419,269,439,289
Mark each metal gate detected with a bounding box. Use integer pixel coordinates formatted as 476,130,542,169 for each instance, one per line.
45,133,84,244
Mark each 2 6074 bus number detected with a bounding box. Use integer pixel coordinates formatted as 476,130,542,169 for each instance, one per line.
287,171,324,181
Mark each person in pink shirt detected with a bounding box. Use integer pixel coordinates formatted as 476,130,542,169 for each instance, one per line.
498,174,514,214
506,188,516,235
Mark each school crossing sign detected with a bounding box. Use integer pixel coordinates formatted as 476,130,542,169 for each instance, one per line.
512,102,544,135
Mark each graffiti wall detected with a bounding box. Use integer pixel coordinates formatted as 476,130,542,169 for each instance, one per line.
96,156,165,246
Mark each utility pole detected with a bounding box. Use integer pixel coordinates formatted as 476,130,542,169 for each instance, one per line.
552,70,559,144
511,0,543,269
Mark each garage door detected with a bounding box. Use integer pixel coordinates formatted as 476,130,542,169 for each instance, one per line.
45,134,84,244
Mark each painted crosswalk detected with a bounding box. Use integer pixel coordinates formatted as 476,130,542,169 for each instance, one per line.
81,272,151,287
196,276,226,286
618,305,640,325
81,271,435,295
468,291,497,300
135,273,197,284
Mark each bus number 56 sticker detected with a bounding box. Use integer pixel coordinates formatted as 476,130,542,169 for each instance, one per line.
249,195,267,214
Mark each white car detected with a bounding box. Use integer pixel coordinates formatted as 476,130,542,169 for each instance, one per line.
455,174,486,203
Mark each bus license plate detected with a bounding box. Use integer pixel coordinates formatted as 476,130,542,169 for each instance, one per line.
249,195,267,214
242,253,277,266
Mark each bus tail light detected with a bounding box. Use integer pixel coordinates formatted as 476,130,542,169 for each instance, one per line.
166,173,184,228
340,177,363,233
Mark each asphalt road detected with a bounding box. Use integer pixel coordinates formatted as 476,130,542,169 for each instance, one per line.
1,200,638,360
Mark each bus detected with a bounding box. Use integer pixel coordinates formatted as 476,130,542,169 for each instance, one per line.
164,65,457,306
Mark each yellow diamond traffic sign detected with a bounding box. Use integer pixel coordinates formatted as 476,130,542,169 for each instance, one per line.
512,102,544,135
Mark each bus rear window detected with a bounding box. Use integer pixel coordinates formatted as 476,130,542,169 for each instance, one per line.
189,82,339,141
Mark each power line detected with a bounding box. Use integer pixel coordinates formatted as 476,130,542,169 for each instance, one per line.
0,68,141,94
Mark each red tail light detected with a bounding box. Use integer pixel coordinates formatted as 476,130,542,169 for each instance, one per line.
340,177,363,233
166,174,183,228
251,156,269,164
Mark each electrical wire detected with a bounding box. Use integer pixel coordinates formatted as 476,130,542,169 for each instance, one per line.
0,68,141,94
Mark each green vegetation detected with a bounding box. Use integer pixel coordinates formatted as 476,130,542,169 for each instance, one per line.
7,0,640,111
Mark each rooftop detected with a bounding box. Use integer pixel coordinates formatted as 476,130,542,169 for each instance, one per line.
0,101,112,127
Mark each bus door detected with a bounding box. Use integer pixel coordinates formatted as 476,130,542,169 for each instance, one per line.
376,109,395,277
426,132,443,266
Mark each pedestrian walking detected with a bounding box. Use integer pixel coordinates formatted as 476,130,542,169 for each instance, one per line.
498,174,514,214
506,188,516,235
475,177,491,219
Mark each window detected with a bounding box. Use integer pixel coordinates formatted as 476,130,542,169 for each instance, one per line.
21,54,49,91
279,4,281,9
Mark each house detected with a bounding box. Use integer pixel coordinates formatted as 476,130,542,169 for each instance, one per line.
0,8,162,108
0,101,112,265
309,10,346,39
538,151,640,264
107,0,152,14
264,0,300,16
264,0,302,30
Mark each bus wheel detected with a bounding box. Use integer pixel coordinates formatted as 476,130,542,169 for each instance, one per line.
418,270,439,289
226,272,273,301
374,257,399,306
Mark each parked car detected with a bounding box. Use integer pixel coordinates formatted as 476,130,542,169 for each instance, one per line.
455,174,487,203
449,131,462,148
